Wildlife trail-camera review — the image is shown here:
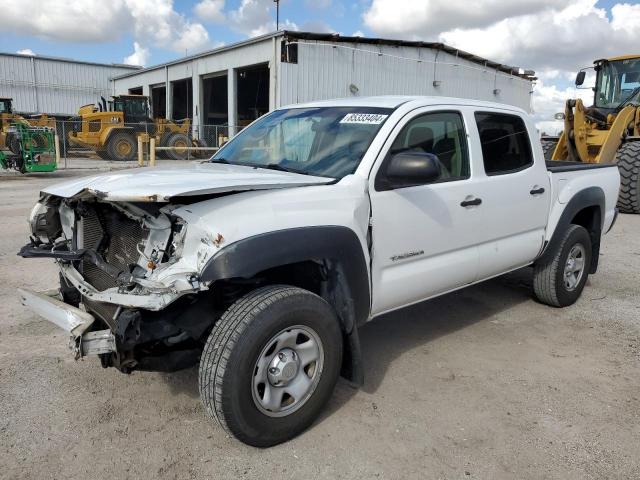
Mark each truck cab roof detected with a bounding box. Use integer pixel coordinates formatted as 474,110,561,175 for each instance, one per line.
285,95,527,114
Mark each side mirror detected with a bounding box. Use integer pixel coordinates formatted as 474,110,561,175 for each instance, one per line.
385,151,441,188
575,71,586,86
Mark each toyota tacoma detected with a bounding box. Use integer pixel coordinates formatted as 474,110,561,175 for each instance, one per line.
18,96,620,447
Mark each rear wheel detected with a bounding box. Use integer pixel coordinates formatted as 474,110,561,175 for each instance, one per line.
616,141,640,214
533,224,592,307
95,150,110,160
199,285,342,447
541,139,558,161
165,132,190,160
106,131,137,161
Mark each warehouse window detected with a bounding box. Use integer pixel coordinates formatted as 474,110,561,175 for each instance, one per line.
128,87,143,95
475,112,533,175
281,42,298,64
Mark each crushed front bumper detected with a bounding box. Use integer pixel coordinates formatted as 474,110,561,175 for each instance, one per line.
18,288,115,358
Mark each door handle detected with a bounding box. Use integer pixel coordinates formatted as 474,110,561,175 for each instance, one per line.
530,187,545,195
460,197,482,207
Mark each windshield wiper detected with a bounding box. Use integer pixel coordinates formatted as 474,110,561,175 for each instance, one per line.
259,163,307,174
207,157,230,164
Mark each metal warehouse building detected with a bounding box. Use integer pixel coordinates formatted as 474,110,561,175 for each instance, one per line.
113,31,536,139
0,52,140,116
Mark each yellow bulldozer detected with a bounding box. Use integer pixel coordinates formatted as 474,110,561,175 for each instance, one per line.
67,95,206,161
542,55,640,214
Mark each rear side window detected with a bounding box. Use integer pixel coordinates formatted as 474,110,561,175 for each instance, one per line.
475,112,533,175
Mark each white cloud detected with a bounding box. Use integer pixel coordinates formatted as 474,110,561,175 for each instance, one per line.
228,0,297,37
123,42,149,66
16,48,35,56
124,0,210,53
362,0,640,134
0,0,131,42
194,0,225,23
363,0,565,39
0,0,212,56
352,30,364,37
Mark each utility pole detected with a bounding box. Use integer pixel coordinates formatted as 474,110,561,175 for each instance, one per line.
274,0,280,30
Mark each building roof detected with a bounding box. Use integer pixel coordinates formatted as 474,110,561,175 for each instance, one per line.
112,30,536,81
0,51,142,70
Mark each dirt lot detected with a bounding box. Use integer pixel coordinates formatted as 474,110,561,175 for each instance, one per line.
1,163,639,480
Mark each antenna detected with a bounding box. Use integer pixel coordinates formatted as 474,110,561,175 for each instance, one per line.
274,0,280,31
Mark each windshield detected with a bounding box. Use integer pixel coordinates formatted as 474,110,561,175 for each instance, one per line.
0,100,11,114
594,58,640,108
210,106,392,179
114,98,149,118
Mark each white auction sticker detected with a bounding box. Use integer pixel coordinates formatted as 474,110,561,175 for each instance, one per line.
340,113,388,124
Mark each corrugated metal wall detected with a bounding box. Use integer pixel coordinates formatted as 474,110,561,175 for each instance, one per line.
0,54,138,115
279,41,533,112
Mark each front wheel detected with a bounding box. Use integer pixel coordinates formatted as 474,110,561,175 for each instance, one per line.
199,285,343,447
106,131,137,161
533,224,592,307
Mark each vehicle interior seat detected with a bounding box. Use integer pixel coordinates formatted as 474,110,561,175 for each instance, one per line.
479,128,511,173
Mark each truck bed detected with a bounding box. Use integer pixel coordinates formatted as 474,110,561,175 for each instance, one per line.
546,160,618,173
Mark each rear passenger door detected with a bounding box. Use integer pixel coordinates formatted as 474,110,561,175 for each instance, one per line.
469,110,550,279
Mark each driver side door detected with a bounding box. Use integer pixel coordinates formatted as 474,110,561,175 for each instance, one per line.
369,109,482,316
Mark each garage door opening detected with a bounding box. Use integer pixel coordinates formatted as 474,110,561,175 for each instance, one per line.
202,73,228,146
172,78,193,120
237,64,269,127
151,85,166,119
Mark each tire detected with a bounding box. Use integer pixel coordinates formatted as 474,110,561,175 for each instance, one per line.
533,224,592,307
199,285,343,447
106,131,137,161
615,141,640,214
541,139,558,161
164,132,190,160
156,132,173,159
193,138,209,159
95,150,110,160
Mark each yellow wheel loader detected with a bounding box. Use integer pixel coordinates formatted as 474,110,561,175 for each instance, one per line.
543,55,640,213
68,95,206,161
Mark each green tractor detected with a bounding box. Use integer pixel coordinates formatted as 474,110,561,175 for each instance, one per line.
0,123,57,173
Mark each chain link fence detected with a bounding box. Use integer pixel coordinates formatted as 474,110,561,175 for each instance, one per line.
21,119,244,167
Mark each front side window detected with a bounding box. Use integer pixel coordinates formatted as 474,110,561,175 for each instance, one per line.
376,111,470,189
211,106,392,179
475,112,533,175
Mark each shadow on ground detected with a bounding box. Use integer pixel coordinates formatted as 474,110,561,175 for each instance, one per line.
156,269,535,421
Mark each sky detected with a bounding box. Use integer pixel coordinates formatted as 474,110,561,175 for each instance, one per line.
0,0,638,132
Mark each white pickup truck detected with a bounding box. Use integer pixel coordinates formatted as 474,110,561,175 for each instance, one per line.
19,96,620,447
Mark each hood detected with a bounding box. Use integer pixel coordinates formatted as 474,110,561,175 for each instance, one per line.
42,163,333,202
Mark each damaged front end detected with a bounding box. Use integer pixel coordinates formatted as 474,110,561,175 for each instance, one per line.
19,194,219,373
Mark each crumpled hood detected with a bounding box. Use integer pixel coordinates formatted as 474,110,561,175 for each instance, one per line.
41,163,333,202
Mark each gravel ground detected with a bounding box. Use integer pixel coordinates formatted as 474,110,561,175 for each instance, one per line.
1,163,639,480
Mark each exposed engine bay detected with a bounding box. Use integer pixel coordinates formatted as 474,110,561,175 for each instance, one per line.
19,196,218,373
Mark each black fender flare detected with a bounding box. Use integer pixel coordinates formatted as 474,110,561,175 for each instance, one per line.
200,225,371,385
538,186,604,273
